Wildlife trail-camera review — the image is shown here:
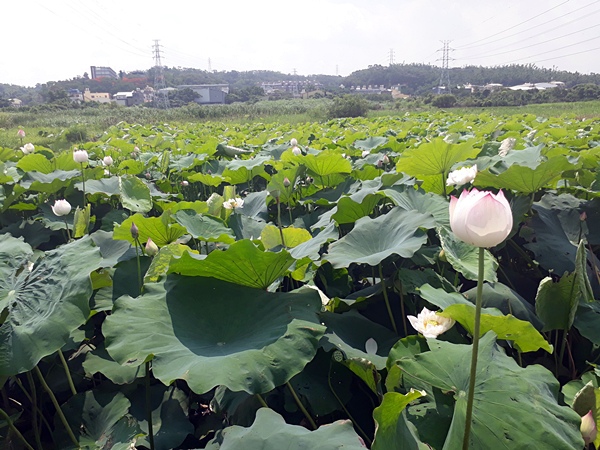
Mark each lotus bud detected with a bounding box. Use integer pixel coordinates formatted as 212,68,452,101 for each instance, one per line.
181,180,189,187
449,188,513,248
581,410,597,446
290,138,298,147
145,238,159,256
361,150,370,158
73,149,89,163
130,222,139,240
365,338,378,355
377,160,383,168
292,146,302,156
446,165,477,187
283,177,291,188
102,155,113,166
134,146,140,152
104,169,110,176
581,211,587,221
21,143,35,154
17,129,25,138
51,199,72,216
498,137,516,157
145,172,151,179
382,154,390,164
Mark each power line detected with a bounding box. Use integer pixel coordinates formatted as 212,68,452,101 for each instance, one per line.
497,34,600,65
462,22,600,60
456,1,599,51
456,0,571,49
437,41,453,93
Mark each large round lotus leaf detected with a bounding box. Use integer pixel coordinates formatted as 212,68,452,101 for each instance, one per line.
103,276,326,394
0,235,101,376
206,408,365,450
325,208,436,268
167,239,295,289
393,333,584,449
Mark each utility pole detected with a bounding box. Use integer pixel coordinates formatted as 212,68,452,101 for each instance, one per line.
152,39,170,109
388,48,395,66
436,40,453,94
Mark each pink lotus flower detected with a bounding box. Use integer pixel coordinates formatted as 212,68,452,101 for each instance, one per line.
17,129,25,138
449,188,513,248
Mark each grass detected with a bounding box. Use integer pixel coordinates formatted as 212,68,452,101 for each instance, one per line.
2,98,599,149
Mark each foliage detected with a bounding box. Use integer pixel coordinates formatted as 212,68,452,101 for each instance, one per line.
0,110,598,449
327,94,370,119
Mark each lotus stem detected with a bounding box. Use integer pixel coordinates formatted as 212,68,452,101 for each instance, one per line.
14,376,43,449
462,247,485,450
328,359,372,446
286,381,317,430
134,238,143,295
379,263,398,334
145,361,155,450
80,162,86,206
397,279,408,336
57,349,77,396
255,394,269,408
276,197,286,247
0,406,35,450
34,366,79,448
63,218,71,242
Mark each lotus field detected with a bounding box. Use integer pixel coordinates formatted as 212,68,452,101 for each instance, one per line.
2,111,600,449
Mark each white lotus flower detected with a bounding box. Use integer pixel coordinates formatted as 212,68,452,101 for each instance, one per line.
407,307,455,338
581,410,597,446
73,149,89,163
446,165,477,187
292,146,302,156
290,138,298,147
103,155,113,166
20,143,34,154
145,238,159,256
223,197,244,210
361,150,370,158
449,188,513,248
181,180,189,187
51,199,72,216
498,137,516,157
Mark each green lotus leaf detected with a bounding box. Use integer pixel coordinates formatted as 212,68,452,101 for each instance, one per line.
354,136,389,151
383,187,450,228
331,192,383,225
304,150,353,177
396,139,480,177
394,333,583,449
438,227,498,282
82,177,121,196
56,390,141,450
474,156,572,194
118,159,145,175
372,391,429,450
16,153,54,174
172,210,235,244
103,277,325,394
187,172,228,187
439,303,552,353
168,239,294,289
119,175,152,213
260,225,312,250
127,384,194,450
326,208,436,268
20,170,80,193
0,235,101,376
113,213,187,247
206,408,365,449
289,222,338,261
83,343,143,385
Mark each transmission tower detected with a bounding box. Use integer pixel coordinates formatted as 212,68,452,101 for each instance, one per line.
388,48,395,66
436,40,454,94
152,39,170,109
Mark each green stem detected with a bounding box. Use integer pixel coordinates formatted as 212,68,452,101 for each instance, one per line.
442,172,447,198
26,372,52,439
397,279,408,336
57,349,77,396
276,197,286,248
15,376,43,449
134,239,143,295
0,406,35,450
379,263,398,334
145,361,155,450
34,366,79,448
462,247,485,450
255,394,269,408
80,162,86,206
328,359,372,446
286,381,317,430
63,218,71,242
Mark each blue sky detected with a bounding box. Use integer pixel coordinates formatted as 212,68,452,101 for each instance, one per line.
4,0,600,86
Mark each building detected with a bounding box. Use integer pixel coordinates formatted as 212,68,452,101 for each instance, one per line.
509,81,564,91
90,66,118,80
261,81,323,97
177,84,229,104
9,98,22,108
114,90,144,106
83,88,111,103
68,89,84,103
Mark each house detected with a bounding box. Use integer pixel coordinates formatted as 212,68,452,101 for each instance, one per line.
83,88,111,103
68,89,84,103
508,81,564,91
114,90,144,106
176,84,229,104
9,98,22,108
